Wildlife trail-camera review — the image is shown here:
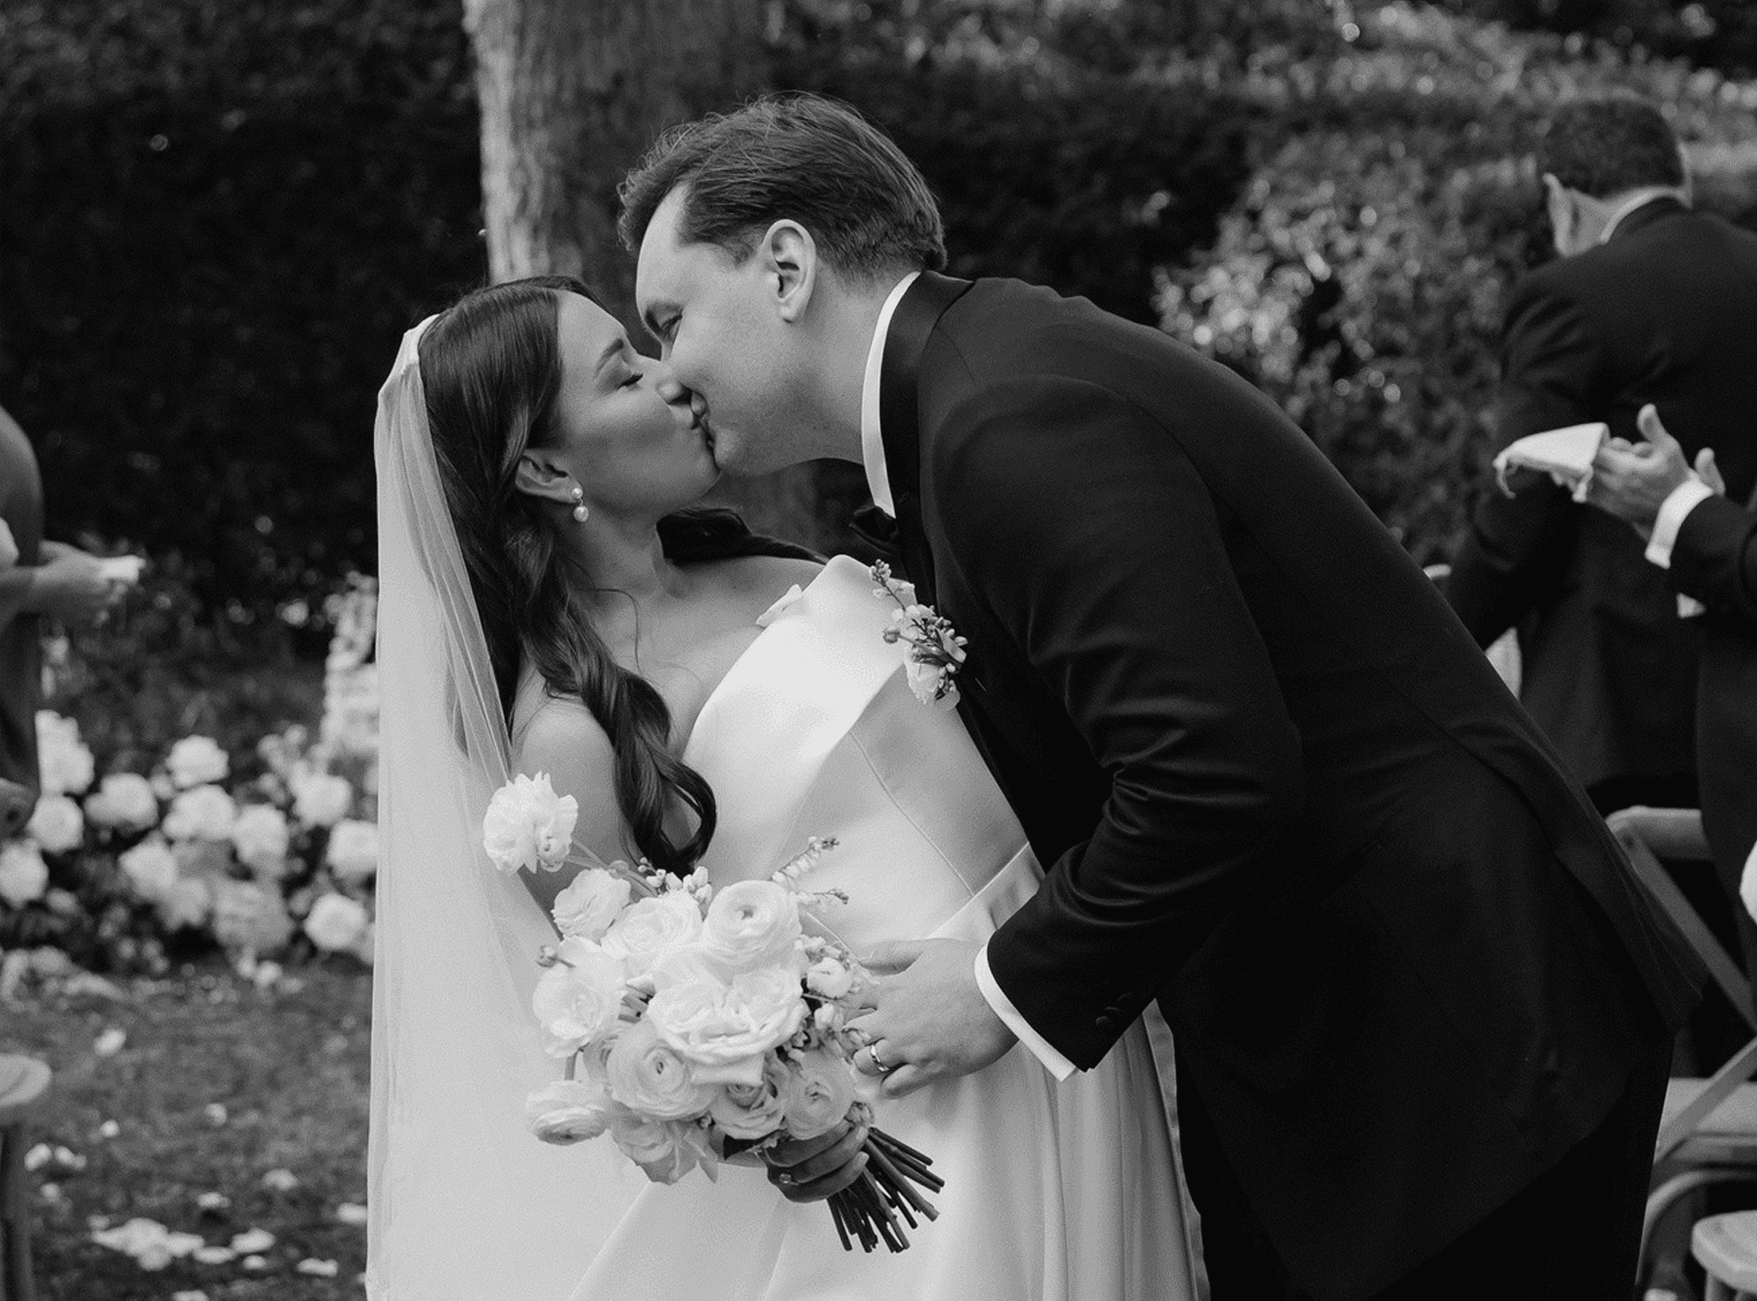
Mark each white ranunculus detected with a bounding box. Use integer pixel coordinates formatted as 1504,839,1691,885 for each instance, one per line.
324,819,378,882
27,795,84,855
781,1048,857,1141
530,937,628,1058
36,711,94,797
803,954,856,1001
551,867,632,942
698,880,803,975
119,838,179,899
161,785,239,842
599,891,703,977
482,772,578,874
524,1077,617,1145
707,1054,791,1140
648,955,807,1076
302,892,370,952
230,805,291,876
156,875,212,930
608,1113,702,1186
84,773,160,833
289,770,352,828
165,736,229,790
0,841,49,907
603,1019,717,1120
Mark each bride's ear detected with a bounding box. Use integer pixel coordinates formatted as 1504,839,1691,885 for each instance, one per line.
513,452,577,505
761,219,817,324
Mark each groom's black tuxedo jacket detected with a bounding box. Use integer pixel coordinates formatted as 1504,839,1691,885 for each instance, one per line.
876,272,1701,1300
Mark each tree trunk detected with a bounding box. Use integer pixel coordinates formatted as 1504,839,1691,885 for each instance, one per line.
463,0,830,549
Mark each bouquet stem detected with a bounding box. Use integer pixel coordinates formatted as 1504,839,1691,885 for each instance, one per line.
826,1127,941,1253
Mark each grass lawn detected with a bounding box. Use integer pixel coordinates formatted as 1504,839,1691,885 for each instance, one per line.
3,962,372,1300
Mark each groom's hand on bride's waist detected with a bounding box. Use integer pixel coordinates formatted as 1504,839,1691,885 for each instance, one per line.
847,939,1018,1100
764,1119,870,1203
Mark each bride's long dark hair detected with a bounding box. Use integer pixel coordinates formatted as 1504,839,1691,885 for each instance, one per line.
419,275,818,876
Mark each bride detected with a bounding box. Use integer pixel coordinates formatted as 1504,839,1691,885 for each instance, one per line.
366,275,1197,1301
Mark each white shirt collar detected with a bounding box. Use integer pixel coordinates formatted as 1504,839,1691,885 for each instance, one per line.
1599,187,1689,245
860,272,920,518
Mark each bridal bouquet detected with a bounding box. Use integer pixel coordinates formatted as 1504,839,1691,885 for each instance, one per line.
483,773,943,1253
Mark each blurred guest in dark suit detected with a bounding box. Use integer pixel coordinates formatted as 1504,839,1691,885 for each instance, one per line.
0,402,125,837
1446,92,1757,818
1589,403,1757,991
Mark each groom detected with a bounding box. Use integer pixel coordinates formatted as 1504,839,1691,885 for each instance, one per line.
620,95,1700,1300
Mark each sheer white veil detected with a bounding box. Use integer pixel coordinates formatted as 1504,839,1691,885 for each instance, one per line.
367,317,643,1300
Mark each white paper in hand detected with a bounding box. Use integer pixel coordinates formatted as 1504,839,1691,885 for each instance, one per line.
1492,422,1609,502
95,555,145,585
0,519,16,569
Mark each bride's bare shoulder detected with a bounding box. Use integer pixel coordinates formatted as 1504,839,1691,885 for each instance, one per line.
696,552,823,601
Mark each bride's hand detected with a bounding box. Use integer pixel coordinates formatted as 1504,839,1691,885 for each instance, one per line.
762,1119,870,1203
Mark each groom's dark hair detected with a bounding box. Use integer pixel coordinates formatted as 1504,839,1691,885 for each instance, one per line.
617,93,947,280
1538,92,1685,199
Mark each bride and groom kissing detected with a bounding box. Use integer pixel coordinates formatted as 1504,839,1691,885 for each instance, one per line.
367,93,1701,1301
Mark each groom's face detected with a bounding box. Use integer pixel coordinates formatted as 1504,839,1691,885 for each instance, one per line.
634,187,813,475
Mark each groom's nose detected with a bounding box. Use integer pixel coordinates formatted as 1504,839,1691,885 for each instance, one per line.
654,375,689,405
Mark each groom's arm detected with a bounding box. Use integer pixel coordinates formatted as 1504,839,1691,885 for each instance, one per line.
939,375,1304,1072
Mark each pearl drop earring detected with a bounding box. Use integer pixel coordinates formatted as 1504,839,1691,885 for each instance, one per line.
571,486,589,523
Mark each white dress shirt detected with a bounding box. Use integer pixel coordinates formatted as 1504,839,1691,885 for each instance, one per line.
859,271,1079,1081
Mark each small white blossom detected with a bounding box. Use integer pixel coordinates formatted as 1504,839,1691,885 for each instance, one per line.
165,736,229,790
303,892,370,953
0,841,49,907
324,818,378,881
119,838,178,900
84,773,159,833
230,1227,277,1252
36,711,94,796
162,785,239,842
26,795,83,854
231,805,291,876
290,769,353,828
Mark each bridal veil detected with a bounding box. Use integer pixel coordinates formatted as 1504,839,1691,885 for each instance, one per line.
367,319,643,1300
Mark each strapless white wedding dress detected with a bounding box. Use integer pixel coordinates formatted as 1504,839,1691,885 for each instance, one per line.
568,556,1197,1301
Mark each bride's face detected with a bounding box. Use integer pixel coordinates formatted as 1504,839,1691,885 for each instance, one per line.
546,293,719,516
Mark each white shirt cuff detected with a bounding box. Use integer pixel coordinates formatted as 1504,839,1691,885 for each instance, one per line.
1645,477,1717,570
973,943,1077,1081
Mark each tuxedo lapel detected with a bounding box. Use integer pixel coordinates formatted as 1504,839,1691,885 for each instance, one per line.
877,271,973,607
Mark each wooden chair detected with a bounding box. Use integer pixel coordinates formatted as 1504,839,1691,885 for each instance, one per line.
1692,1210,1757,1299
1610,809,1757,1281
0,1055,50,1301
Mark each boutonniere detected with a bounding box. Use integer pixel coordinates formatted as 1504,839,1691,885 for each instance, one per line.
869,562,968,710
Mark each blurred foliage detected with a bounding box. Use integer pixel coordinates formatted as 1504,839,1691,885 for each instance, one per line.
6,0,1757,616
1158,2,1757,564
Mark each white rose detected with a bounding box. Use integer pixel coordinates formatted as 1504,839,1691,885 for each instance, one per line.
698,880,803,975
531,937,628,1058
36,711,94,796
119,838,179,899
482,772,578,874
707,1055,791,1140
231,805,291,876
162,785,239,842
599,891,703,977
302,892,370,952
608,1113,702,1186
781,1048,857,1141
648,956,807,1076
551,867,632,942
324,819,378,882
156,875,211,930
165,736,229,790
524,1077,617,1145
26,795,84,854
210,879,294,954
603,1019,717,1120
289,770,353,828
0,841,49,907
85,773,160,833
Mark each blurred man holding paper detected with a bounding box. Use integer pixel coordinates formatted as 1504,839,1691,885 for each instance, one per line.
1446,92,1757,820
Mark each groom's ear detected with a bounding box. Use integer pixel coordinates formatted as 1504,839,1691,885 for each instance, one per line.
513,452,576,505
760,220,818,324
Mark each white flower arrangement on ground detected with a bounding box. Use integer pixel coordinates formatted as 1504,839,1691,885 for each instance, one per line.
489,779,944,1254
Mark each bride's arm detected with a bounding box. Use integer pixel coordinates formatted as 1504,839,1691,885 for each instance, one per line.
513,700,640,916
